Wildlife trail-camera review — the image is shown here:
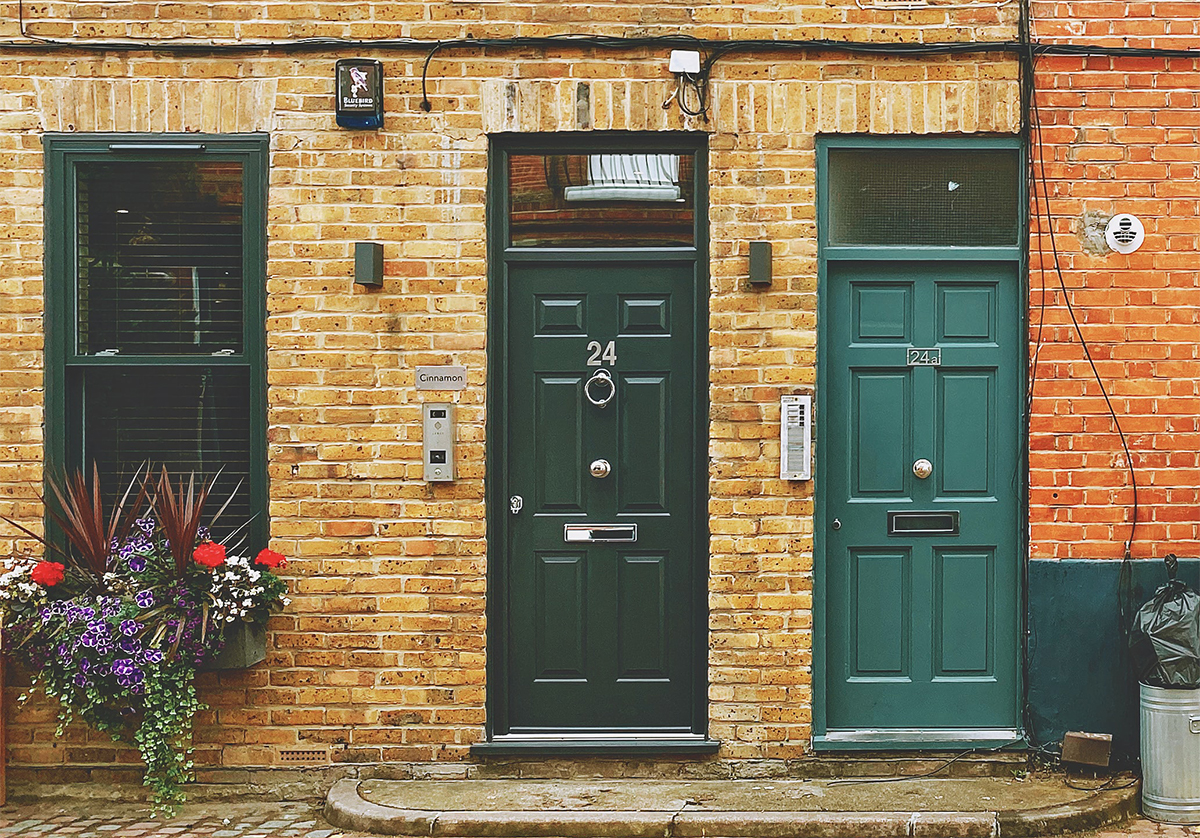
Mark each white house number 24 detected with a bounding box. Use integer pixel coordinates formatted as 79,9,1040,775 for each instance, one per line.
586,340,617,366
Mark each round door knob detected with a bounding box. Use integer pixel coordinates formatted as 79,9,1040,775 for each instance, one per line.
590,459,612,478
913,458,933,479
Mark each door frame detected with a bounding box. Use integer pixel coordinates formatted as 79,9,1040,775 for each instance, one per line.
813,134,1028,749
480,132,713,751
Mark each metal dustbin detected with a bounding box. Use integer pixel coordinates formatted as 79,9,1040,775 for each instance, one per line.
1141,682,1200,823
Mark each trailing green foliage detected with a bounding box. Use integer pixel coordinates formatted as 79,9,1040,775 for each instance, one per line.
1,466,290,813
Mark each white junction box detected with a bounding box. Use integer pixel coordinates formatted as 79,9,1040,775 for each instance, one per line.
423,403,455,482
668,50,702,74
780,395,812,481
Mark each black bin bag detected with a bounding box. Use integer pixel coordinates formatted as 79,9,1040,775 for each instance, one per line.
1131,554,1200,688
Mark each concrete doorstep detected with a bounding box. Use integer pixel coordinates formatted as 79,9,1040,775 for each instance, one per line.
324,776,1140,838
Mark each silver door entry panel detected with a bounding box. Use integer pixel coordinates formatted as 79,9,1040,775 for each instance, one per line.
564,523,638,543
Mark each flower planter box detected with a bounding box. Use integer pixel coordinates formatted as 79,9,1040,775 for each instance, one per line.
202,622,267,671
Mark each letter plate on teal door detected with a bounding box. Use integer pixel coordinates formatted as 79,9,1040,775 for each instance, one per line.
564,524,638,543
887,511,959,536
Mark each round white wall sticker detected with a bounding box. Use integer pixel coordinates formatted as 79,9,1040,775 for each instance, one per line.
1104,213,1145,254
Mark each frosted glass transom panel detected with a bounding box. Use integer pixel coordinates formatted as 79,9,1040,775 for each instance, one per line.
828,148,1020,247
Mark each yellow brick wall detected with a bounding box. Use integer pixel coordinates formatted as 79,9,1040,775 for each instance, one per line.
0,2,1020,771
2,0,1018,42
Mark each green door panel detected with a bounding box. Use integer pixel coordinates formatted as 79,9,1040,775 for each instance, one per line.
824,260,1020,736
506,260,698,733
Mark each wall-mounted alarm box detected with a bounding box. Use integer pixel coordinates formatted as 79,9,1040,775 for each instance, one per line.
780,394,812,481
335,59,384,129
423,403,455,482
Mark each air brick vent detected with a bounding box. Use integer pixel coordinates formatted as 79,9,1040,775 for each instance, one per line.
276,747,330,765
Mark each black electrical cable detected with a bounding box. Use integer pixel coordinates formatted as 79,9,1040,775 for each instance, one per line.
1029,56,1142,766
1016,0,1042,756
828,739,1025,786
1063,773,1141,792
419,41,447,112
3,31,1199,61
1029,81,1140,562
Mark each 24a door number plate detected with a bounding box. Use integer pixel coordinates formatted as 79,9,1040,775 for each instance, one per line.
906,348,941,366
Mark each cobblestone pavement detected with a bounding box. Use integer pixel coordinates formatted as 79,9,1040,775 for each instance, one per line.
1088,818,1199,838
1098,819,1200,837
0,799,1196,838
0,801,373,838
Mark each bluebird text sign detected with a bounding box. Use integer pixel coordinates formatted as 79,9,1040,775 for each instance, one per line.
416,366,468,390
335,59,384,129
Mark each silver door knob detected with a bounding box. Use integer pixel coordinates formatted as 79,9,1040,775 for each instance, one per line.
590,459,611,478
913,458,933,479
832,518,841,530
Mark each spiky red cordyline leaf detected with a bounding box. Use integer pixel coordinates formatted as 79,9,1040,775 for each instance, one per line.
1,463,148,579
151,467,219,579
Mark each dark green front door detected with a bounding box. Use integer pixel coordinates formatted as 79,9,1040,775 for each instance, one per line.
504,259,699,733
822,260,1021,744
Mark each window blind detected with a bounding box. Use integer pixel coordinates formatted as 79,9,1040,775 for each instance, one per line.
76,161,244,356
81,367,254,539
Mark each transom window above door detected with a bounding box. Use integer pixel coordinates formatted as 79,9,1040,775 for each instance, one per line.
508,151,696,248
827,147,1021,247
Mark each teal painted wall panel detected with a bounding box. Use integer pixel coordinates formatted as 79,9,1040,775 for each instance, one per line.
1026,557,1200,763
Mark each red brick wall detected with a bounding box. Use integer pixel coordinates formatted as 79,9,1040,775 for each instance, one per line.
1028,3,1200,559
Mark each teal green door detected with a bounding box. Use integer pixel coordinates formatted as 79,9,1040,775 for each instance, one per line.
504,259,699,732
823,260,1020,742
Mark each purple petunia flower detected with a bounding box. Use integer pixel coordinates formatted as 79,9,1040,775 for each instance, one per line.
128,555,147,573
119,619,139,637
116,663,144,687
137,517,155,535
73,672,90,688
135,590,154,609
119,637,141,655
143,649,164,664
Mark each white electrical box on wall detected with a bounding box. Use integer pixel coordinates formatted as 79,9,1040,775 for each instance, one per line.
780,395,812,481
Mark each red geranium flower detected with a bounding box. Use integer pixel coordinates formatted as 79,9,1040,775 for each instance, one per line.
193,542,226,569
255,548,287,569
30,560,66,587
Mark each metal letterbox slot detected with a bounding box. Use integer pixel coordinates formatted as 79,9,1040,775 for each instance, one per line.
887,511,960,536
564,524,638,543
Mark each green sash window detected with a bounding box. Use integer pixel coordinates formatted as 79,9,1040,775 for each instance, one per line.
44,135,268,544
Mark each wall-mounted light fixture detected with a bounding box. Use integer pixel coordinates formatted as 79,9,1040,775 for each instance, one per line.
355,242,384,286
336,59,384,130
748,241,773,287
